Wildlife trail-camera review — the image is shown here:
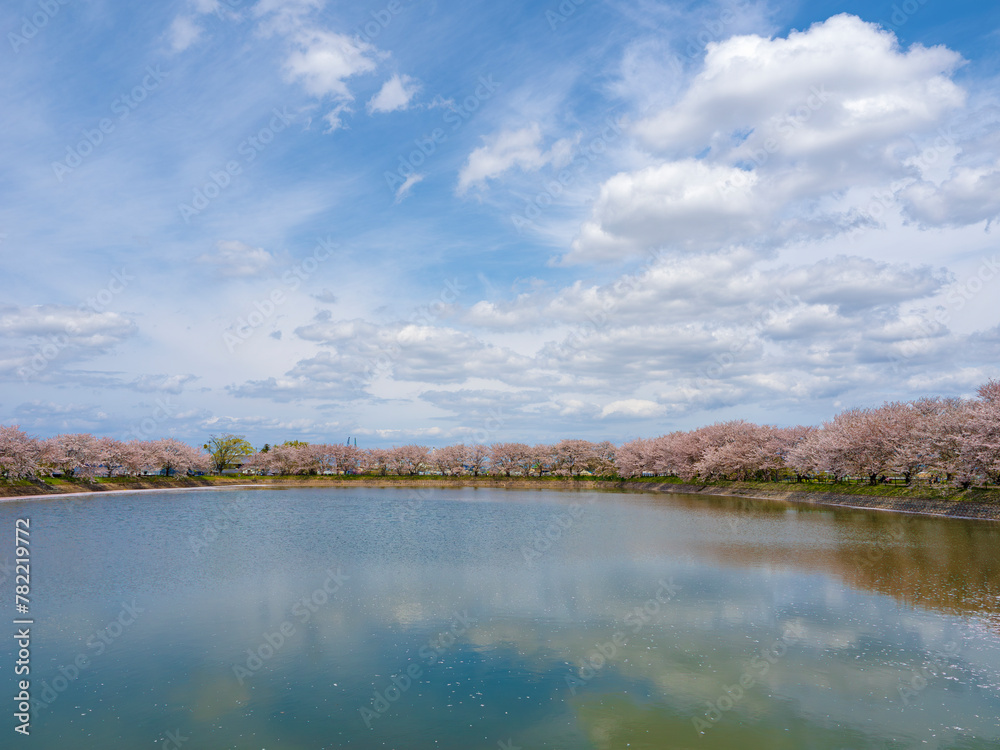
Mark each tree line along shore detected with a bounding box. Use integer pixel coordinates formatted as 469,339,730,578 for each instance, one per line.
1,381,998,492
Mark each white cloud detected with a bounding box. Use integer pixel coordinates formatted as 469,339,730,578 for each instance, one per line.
458,123,577,194
168,16,204,52
601,399,666,418
293,318,533,386
420,388,538,417
465,248,948,333
570,14,970,262
13,402,111,429
0,305,138,381
367,74,421,114
323,102,353,133
634,14,964,158
0,306,136,347
167,0,243,52
394,173,424,203
283,29,378,100
900,159,1000,227
570,159,766,260
252,0,324,35
130,374,198,394
312,289,338,303
199,240,275,277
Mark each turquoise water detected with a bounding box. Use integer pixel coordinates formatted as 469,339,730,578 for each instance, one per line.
2,487,999,749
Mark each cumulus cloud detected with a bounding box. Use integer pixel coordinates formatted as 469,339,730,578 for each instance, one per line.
462,249,948,332
295,317,533,385
419,388,538,419
283,29,378,100
787,256,951,312
638,15,963,154
228,373,358,402
13,401,110,429
569,14,969,262
223,246,984,433
367,74,421,114
121,10,998,442
230,316,534,402
600,399,666,418
421,248,959,415
0,305,136,348
570,159,767,259
900,159,1000,227
239,0,389,134
458,123,576,194
0,306,137,383
200,412,342,437
199,240,275,277
129,374,198,394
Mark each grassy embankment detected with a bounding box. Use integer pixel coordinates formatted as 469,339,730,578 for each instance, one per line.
2,473,997,505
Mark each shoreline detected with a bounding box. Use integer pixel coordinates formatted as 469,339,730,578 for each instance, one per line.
641,482,1000,522
2,475,999,521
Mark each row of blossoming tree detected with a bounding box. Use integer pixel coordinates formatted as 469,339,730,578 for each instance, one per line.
0,381,997,487
616,381,1000,486
242,439,618,478
0,433,210,479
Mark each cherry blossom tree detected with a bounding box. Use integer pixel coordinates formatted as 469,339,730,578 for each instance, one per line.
0,425,41,479
309,444,336,475
648,430,707,479
917,398,970,484
884,398,952,484
691,422,798,481
785,428,825,479
586,441,617,475
489,443,521,476
464,444,490,477
333,443,361,474
120,440,156,476
793,408,900,484
42,433,102,478
264,443,314,475
530,444,554,476
552,439,597,476
614,438,654,478
98,437,129,477
152,438,209,476
360,448,390,475
242,449,275,476
389,445,429,475
431,444,466,475
773,425,815,480
965,380,1000,483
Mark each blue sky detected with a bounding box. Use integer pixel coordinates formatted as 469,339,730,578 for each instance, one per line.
1,0,999,447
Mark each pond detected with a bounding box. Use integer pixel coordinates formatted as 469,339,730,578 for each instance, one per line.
3,486,1000,749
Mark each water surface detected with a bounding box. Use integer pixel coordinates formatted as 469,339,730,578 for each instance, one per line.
3,487,999,749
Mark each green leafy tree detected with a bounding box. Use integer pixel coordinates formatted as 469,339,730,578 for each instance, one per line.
203,434,255,474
